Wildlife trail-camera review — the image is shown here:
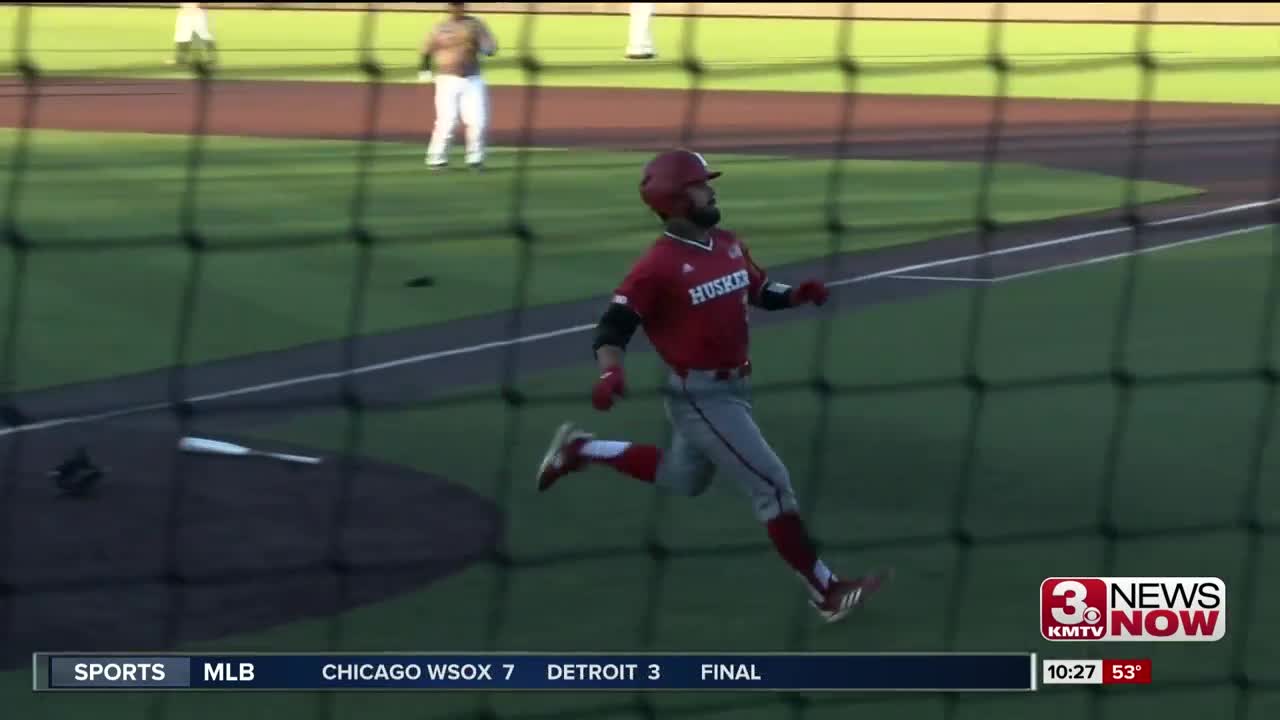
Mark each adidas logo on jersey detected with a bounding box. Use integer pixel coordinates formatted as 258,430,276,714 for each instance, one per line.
682,263,695,273
688,269,749,306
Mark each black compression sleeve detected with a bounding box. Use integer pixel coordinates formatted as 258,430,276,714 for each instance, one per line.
758,282,793,311
592,303,642,352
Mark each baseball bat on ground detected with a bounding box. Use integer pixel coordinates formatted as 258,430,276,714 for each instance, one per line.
178,436,323,466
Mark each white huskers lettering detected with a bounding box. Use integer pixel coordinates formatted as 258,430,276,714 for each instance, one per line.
688,270,749,306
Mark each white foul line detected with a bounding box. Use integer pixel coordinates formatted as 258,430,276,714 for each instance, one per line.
995,223,1273,282
0,323,596,438
827,198,1280,288
887,274,995,283
0,198,1275,439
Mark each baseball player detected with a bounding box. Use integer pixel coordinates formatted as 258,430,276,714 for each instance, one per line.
537,149,892,623
170,3,216,67
420,2,497,170
626,3,656,60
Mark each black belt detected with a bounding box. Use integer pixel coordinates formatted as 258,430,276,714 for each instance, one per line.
673,361,752,381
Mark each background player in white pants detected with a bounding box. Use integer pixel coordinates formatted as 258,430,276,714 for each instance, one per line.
420,2,497,170
171,3,216,66
627,3,656,59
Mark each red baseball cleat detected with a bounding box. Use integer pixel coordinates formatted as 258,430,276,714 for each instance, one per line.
811,569,893,624
536,422,593,492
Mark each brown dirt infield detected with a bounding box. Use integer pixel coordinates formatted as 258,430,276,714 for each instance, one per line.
5,77,1276,150
1,420,502,668
0,76,1275,666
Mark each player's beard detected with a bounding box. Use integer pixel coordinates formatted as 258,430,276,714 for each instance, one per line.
689,204,721,228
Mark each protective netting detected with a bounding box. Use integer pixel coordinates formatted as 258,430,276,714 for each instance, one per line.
1,3,1278,720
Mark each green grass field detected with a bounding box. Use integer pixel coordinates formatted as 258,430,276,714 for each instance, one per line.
0,6,1277,103
4,225,1276,720
0,128,1196,391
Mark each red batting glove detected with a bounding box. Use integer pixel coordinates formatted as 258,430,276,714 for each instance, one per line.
792,280,830,307
592,366,626,411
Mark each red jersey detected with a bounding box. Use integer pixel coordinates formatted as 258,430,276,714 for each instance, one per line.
613,228,768,372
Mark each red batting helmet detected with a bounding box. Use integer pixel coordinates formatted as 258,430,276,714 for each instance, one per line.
639,149,721,218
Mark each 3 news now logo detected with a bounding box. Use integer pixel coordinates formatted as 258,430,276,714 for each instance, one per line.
1040,577,1227,642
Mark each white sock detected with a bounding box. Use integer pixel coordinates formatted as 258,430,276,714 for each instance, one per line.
813,560,835,591
580,440,630,459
